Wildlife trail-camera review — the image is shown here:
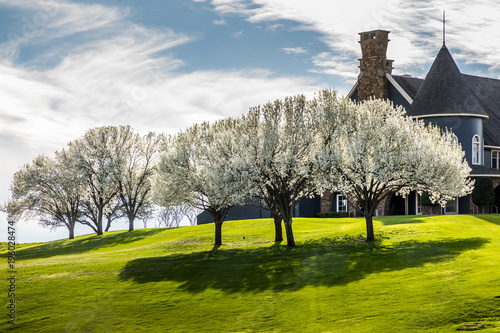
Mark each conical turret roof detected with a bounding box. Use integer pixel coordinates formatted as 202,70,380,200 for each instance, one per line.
409,45,488,118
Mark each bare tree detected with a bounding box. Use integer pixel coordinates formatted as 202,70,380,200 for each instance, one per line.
184,205,203,226
156,205,187,228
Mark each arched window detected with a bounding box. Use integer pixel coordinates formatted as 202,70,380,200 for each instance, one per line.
472,135,480,165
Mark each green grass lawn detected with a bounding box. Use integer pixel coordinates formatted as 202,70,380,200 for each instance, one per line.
2,215,500,332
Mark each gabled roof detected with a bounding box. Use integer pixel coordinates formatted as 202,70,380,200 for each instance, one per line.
390,75,422,101
408,45,488,119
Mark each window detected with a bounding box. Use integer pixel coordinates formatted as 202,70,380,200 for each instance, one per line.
472,135,480,165
492,150,499,169
445,197,458,214
336,194,348,212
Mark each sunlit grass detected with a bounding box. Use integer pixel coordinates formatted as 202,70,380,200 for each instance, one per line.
2,215,500,332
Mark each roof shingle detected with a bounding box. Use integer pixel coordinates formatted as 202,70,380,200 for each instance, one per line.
408,45,488,118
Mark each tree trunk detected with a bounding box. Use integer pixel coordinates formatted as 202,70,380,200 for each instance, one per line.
284,217,295,247
105,217,112,232
214,221,223,246
272,212,283,242
365,214,375,242
68,226,75,240
128,216,134,232
97,208,103,235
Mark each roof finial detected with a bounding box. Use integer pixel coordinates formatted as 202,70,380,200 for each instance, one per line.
443,10,446,45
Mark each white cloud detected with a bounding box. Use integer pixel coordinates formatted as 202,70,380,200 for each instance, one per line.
282,47,309,55
232,30,243,39
208,0,500,79
309,52,358,83
0,0,129,60
213,19,227,25
0,0,326,243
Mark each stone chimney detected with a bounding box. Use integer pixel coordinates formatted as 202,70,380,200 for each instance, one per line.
357,30,393,101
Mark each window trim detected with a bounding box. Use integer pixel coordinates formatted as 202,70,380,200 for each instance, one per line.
444,197,458,214
492,150,499,169
472,135,481,165
336,194,348,213
416,193,422,215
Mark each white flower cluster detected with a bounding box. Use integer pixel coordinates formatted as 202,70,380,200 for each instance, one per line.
155,90,473,244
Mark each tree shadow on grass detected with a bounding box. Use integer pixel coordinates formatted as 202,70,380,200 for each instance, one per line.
12,228,167,261
119,236,488,293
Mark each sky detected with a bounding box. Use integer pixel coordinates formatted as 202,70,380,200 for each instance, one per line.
2,0,500,243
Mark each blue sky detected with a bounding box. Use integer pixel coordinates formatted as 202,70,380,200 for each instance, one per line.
2,0,500,242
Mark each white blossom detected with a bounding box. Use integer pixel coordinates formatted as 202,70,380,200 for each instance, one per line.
316,98,473,241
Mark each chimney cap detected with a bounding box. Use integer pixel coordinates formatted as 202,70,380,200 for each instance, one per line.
358,29,391,35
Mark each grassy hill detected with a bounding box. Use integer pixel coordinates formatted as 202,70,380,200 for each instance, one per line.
2,215,500,332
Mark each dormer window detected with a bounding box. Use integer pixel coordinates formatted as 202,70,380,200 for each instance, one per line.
472,135,481,165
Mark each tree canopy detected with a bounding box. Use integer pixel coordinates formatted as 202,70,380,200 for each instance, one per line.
4,90,475,245
316,98,473,241
154,118,252,245
238,93,326,247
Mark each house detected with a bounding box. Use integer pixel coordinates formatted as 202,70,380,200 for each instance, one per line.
337,29,500,215
198,29,500,224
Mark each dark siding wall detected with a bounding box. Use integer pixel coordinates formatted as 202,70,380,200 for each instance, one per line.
197,205,272,225
197,210,213,225
484,149,492,168
422,116,484,166
226,205,272,221
351,88,358,103
408,191,417,215
459,195,470,214
295,196,321,218
197,196,322,225
388,82,412,111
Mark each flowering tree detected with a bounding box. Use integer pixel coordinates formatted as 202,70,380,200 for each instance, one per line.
240,93,324,247
68,126,132,235
316,98,473,241
5,151,84,239
115,131,160,231
155,118,251,245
